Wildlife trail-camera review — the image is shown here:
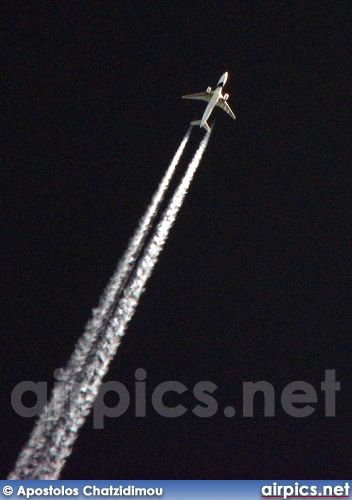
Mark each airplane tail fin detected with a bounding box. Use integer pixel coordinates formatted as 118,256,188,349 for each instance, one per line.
191,120,211,133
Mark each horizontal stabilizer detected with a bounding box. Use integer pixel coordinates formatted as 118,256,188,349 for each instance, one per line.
191,120,210,133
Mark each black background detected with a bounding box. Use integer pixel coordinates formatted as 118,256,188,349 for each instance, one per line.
2,2,350,479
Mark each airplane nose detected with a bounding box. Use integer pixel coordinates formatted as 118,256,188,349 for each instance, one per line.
217,72,228,86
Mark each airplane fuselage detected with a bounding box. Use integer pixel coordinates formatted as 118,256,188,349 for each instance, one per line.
201,87,222,128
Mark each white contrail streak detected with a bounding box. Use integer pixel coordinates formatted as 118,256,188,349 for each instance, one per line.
9,127,191,481
9,127,211,480
63,125,193,382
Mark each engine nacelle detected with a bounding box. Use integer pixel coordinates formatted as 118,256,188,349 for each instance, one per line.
223,93,229,101
206,87,212,93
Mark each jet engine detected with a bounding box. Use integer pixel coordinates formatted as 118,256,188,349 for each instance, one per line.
206,87,212,93
223,93,229,100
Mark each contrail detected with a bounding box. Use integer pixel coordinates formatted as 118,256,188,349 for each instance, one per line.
9,127,212,480
62,125,193,383
9,127,192,481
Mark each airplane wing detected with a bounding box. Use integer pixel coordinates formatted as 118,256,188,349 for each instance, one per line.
182,91,213,102
216,99,236,120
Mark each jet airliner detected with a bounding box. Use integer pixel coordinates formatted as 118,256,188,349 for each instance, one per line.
182,72,236,132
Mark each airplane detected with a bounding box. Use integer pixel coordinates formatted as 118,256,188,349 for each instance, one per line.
182,72,236,132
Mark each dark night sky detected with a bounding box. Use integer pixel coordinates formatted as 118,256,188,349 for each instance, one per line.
2,2,350,479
